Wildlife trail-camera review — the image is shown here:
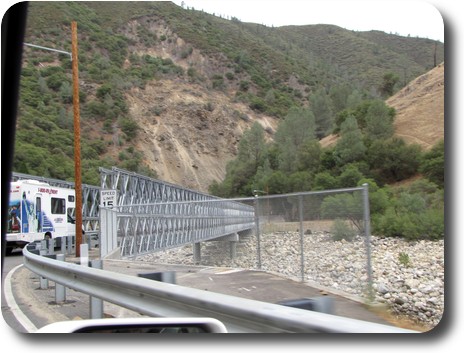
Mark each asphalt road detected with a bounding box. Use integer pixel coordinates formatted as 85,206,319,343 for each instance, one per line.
2,252,395,333
2,250,28,333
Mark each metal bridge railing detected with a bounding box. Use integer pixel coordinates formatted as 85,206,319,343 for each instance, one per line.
98,167,255,258
101,197,255,258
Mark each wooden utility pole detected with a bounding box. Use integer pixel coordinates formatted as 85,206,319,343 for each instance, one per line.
71,21,83,257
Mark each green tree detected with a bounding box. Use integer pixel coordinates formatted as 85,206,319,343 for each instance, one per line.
365,100,395,139
274,107,316,173
309,88,334,138
119,117,139,139
237,122,267,173
346,89,363,110
215,122,268,197
313,171,338,190
329,84,352,114
419,140,444,188
321,193,364,231
296,139,322,173
367,138,421,183
379,72,400,97
266,171,288,194
333,115,366,166
337,164,364,188
358,178,390,215
252,159,272,192
373,186,444,240
288,171,313,192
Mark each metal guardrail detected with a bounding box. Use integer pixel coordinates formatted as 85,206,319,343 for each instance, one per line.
22,244,417,333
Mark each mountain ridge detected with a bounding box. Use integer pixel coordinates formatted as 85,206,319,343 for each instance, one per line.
16,1,444,191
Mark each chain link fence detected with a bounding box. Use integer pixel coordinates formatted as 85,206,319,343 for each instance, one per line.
250,185,373,300
141,184,374,302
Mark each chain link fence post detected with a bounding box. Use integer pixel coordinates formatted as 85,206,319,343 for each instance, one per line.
299,195,305,282
362,183,374,302
254,195,262,269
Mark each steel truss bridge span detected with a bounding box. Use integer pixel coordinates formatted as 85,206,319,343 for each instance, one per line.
99,167,255,258
109,198,255,258
13,168,255,258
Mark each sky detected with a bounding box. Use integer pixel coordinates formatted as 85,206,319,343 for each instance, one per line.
172,0,445,42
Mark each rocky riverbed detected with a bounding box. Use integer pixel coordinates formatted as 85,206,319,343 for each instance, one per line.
137,232,444,329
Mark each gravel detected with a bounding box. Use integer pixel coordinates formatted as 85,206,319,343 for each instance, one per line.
137,232,444,329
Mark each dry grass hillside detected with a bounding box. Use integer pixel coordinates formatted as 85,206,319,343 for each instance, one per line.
321,63,444,150
387,63,444,150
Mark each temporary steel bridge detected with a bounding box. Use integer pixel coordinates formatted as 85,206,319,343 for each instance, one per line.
12,168,255,258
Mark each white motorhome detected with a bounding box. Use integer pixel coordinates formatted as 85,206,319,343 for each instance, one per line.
6,180,77,254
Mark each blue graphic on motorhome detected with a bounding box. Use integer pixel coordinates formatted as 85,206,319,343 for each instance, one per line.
7,197,54,234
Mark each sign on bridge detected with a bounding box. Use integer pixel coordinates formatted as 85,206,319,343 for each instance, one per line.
100,189,117,208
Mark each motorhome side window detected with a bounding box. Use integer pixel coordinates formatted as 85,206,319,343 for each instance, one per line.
51,197,66,214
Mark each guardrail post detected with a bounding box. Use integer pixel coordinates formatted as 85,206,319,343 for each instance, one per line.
39,275,49,289
47,239,54,255
193,242,201,264
89,260,103,319
65,235,74,255
61,236,66,254
55,254,66,303
80,243,89,266
100,208,117,257
39,243,49,289
40,240,48,254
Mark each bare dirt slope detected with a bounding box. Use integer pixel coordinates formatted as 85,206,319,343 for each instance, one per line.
387,62,444,150
128,80,277,193
123,19,278,193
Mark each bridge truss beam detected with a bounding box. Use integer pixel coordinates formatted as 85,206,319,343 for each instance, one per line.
100,167,255,258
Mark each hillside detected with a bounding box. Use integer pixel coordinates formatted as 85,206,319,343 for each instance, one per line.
15,1,444,191
387,63,444,150
320,63,445,150
127,80,277,191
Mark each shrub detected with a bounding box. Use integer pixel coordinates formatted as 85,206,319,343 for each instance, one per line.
398,252,411,267
419,140,444,188
239,80,250,92
331,219,357,241
119,117,139,139
367,138,421,183
212,74,224,89
372,205,444,240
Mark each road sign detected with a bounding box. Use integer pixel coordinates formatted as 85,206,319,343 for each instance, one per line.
100,189,117,208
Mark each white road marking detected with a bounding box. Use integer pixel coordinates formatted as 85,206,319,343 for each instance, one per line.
4,265,38,333
215,269,244,275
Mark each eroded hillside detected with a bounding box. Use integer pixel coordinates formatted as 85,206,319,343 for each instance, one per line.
120,16,279,192
127,80,277,192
